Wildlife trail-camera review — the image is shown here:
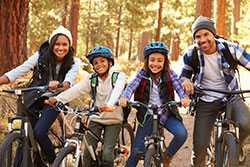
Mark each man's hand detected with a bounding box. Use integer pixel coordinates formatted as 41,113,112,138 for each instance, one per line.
119,96,128,107
182,78,194,95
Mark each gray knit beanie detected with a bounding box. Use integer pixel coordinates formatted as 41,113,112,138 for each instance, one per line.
192,16,216,38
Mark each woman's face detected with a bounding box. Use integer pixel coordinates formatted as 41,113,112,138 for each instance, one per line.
148,53,165,75
52,35,70,61
92,56,111,75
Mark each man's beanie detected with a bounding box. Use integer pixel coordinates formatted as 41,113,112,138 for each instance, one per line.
49,25,73,46
192,16,216,38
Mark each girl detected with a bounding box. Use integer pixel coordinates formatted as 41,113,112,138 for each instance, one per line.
119,41,190,167
0,25,81,164
46,45,127,167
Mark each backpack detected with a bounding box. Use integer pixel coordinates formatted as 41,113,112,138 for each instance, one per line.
89,72,131,123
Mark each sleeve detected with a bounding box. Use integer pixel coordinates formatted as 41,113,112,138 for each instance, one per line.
180,47,196,80
107,72,127,106
228,42,250,70
55,74,91,104
63,57,82,86
121,69,145,99
171,70,188,99
5,52,39,82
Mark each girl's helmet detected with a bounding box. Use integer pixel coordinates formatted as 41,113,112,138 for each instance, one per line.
143,41,169,58
87,46,114,65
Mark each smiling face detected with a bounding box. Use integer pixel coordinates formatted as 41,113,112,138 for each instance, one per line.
148,53,165,75
92,56,112,77
52,35,70,61
194,29,217,55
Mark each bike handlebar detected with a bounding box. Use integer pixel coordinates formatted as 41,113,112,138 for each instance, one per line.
194,85,250,95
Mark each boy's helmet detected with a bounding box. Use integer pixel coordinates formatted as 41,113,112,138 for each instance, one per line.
87,46,114,65
143,41,169,58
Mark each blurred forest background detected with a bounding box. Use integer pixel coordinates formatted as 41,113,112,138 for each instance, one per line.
0,0,250,75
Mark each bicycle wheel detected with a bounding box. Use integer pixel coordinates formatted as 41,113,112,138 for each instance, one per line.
144,144,161,167
0,132,29,167
114,123,134,166
52,145,82,167
220,132,239,167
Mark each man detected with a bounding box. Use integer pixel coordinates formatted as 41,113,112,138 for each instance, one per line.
180,16,250,167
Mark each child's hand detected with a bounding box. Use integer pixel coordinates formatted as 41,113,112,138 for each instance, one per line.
181,96,190,108
45,97,57,106
99,104,114,112
119,96,128,107
182,78,194,95
48,80,60,91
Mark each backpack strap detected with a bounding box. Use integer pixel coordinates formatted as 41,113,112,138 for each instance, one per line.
111,72,119,88
221,42,238,71
90,73,98,103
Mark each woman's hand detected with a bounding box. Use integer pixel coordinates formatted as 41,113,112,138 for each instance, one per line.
181,96,190,108
48,80,60,91
119,96,128,107
182,78,194,95
44,97,57,106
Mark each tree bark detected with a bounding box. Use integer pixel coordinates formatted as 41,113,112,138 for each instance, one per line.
195,0,212,17
128,28,133,60
0,0,29,74
215,0,226,36
61,0,69,26
155,0,163,41
170,30,180,61
232,0,240,34
138,31,150,62
69,0,80,52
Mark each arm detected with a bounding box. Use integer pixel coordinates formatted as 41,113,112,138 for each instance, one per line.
54,74,91,104
4,52,39,82
106,72,127,106
121,69,145,99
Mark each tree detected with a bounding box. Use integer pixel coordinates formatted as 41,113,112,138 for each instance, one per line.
215,0,226,36
69,0,80,52
155,0,163,41
232,0,240,34
115,4,123,58
0,0,29,74
62,0,69,26
195,0,212,17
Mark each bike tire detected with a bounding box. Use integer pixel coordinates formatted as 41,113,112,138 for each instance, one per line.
0,132,28,167
52,145,82,167
220,132,239,167
144,144,161,167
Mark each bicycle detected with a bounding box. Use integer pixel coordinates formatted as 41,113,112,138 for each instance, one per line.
128,100,182,167
0,85,69,167
52,102,134,167
190,85,250,167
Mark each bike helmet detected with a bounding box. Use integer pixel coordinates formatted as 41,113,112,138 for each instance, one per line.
87,45,114,65
143,41,169,58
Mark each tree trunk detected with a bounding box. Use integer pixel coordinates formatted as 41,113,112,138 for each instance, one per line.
155,0,163,41
232,0,240,34
137,31,150,62
85,0,91,56
0,0,29,75
170,30,180,61
115,4,122,58
128,28,133,60
61,0,69,26
215,0,226,36
69,0,80,52
195,0,212,17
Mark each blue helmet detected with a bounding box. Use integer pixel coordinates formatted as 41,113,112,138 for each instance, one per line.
143,41,169,58
87,46,114,65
